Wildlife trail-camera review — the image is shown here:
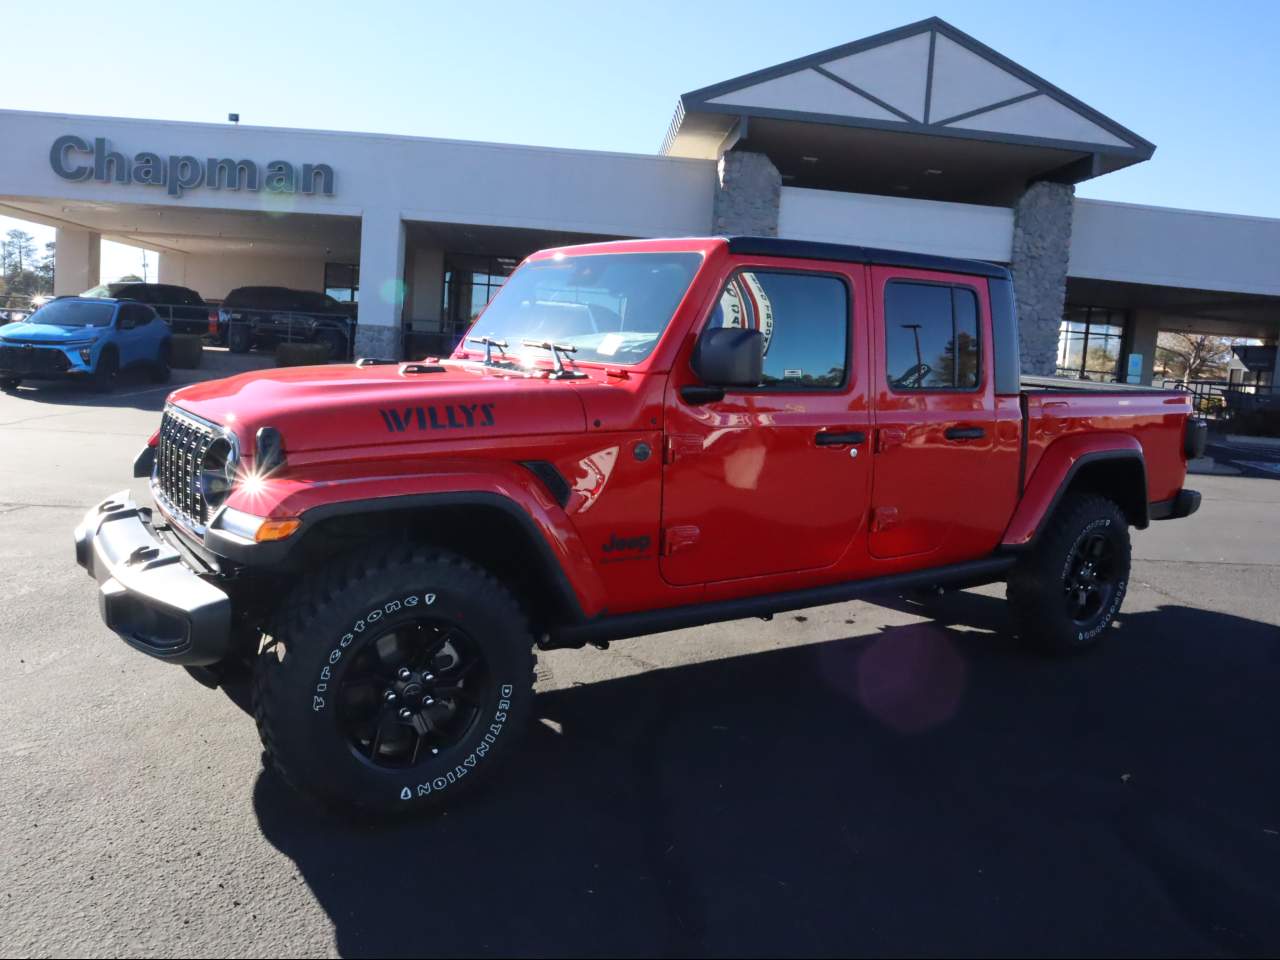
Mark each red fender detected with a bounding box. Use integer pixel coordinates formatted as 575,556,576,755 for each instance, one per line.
224,459,608,617
1002,432,1144,548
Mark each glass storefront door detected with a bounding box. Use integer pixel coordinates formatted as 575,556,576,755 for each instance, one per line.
441,254,519,349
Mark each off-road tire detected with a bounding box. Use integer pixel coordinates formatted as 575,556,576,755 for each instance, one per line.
317,328,349,362
227,324,252,353
1007,493,1131,654
253,544,536,816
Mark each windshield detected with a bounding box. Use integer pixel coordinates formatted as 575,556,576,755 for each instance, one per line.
464,252,702,366
28,299,116,328
82,283,133,299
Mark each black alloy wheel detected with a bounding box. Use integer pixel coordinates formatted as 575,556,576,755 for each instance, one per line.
1064,529,1119,624
338,618,488,769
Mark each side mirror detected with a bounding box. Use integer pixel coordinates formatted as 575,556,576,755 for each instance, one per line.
692,327,763,388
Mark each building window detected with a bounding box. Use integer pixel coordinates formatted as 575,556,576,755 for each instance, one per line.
441,254,519,346
324,262,359,303
1057,306,1125,381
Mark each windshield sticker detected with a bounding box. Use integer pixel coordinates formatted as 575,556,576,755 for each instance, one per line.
380,403,496,433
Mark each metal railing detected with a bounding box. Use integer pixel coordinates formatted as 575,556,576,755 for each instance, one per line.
1160,379,1277,418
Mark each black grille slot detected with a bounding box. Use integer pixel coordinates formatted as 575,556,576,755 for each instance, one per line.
155,408,219,529
0,345,70,374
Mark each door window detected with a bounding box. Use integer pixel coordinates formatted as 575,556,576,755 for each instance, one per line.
706,270,848,389
884,282,980,391
121,304,153,327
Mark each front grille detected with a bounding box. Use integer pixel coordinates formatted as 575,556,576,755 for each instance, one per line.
0,344,70,374
155,406,221,530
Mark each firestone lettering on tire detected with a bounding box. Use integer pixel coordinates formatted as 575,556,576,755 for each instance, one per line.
311,592,437,711
402,685,514,801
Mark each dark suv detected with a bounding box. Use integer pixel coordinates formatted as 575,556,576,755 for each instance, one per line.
219,286,356,360
83,282,212,338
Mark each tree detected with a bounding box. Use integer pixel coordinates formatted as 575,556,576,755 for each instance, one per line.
36,241,55,294
2,229,37,275
1,230,42,303
1155,332,1237,383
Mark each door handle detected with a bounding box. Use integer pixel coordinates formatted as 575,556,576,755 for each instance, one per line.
944,426,986,441
815,430,866,446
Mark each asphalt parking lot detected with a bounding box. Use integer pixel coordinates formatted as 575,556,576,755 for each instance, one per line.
1,365,1278,958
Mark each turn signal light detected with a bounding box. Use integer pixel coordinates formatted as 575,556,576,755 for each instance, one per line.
255,518,301,542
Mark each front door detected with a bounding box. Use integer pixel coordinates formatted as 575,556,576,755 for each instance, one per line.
661,264,870,586
115,303,155,367
868,267,998,561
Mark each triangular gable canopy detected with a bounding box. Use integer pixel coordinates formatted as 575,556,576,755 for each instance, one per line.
663,18,1154,201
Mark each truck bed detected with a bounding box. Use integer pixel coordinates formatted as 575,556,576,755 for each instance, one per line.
1021,374,1181,396
1020,378,1194,512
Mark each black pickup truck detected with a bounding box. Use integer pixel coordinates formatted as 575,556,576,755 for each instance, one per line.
219,286,357,360
83,282,212,338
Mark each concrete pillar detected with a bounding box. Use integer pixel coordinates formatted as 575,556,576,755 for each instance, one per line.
158,251,188,286
1009,181,1074,376
405,244,444,327
53,227,100,296
712,151,781,237
353,208,406,359
1126,308,1161,385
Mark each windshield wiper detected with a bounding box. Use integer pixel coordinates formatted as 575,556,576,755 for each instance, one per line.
467,335,510,366
521,339,583,379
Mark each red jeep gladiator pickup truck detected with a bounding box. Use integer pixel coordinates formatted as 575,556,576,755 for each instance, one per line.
74,236,1204,815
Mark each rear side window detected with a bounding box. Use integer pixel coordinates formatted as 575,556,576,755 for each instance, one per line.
706,270,848,389
884,281,980,391
121,304,154,327
225,287,284,308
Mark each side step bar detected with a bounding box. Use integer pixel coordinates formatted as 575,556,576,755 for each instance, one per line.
544,555,1016,650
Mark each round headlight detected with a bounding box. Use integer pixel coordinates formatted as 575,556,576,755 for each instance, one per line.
199,437,237,510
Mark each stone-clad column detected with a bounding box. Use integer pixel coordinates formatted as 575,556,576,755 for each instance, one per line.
712,152,781,237
1010,181,1075,376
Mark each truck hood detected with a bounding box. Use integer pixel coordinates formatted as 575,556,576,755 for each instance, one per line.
168,361,589,455
0,321,104,345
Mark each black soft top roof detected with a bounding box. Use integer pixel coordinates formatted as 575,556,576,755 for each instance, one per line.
727,237,1011,281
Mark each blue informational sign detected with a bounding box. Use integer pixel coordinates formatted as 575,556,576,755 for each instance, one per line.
1127,353,1143,384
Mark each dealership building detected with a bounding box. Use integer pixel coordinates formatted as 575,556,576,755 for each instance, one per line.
1,17,1277,384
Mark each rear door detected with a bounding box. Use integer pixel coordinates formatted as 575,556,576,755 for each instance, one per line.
868,267,999,561
661,262,871,586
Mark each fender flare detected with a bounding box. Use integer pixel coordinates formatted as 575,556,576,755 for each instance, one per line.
207,476,605,621
1002,433,1147,549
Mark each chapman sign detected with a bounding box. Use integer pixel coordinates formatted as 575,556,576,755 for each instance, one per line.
50,135,336,198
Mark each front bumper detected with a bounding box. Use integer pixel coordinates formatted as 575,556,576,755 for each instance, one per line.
0,343,83,379
73,490,232,665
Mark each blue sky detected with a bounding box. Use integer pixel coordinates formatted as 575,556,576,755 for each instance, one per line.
3,0,1277,276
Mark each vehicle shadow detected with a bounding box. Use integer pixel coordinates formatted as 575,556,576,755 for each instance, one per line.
253,597,1280,957
2,347,275,412
3,369,175,411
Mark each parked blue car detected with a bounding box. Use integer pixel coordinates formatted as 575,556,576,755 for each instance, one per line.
0,297,170,393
